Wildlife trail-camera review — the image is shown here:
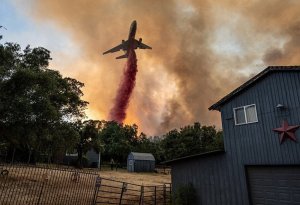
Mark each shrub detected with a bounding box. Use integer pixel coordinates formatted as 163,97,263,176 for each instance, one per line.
174,183,197,205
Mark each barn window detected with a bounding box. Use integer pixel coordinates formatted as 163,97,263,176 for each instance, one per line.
234,104,258,125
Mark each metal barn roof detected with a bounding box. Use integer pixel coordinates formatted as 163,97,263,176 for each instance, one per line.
163,150,225,165
130,152,155,161
209,66,300,111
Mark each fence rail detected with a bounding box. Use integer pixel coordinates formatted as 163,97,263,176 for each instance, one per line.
93,177,172,205
0,163,98,205
0,163,172,205
154,165,171,175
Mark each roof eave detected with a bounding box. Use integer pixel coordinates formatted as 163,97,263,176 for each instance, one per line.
208,66,300,111
162,150,225,165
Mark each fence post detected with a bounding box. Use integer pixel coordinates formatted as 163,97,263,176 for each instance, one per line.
163,184,166,205
139,185,144,205
37,170,52,205
37,181,45,205
119,182,127,205
169,183,172,204
92,176,101,205
154,186,156,205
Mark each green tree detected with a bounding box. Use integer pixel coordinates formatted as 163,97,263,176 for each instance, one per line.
201,125,224,151
75,120,104,167
161,122,223,161
0,42,88,162
174,183,197,205
133,133,165,163
99,121,138,163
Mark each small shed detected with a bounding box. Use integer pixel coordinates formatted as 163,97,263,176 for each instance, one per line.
86,148,100,168
127,152,155,172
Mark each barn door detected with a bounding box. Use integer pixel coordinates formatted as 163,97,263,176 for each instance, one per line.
246,166,300,205
128,160,134,172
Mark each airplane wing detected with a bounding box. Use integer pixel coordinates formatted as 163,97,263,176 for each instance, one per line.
103,43,125,55
138,42,152,49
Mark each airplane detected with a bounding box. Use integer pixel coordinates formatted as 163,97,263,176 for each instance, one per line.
103,20,152,59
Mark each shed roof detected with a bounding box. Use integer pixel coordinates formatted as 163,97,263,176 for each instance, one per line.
163,150,225,165
209,66,300,111
129,152,155,161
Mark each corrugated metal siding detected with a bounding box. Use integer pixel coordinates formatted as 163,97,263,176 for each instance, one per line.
246,166,300,205
130,152,155,161
222,72,300,165
134,160,155,172
172,155,233,205
171,71,300,205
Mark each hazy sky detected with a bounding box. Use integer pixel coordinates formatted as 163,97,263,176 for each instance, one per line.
1,0,299,135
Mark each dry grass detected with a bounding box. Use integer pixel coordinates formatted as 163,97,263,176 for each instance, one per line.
95,169,171,205
98,168,171,186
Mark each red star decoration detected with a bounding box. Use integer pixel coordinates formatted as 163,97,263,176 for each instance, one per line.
273,120,300,144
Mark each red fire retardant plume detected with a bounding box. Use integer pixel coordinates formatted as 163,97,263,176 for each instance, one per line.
109,50,138,123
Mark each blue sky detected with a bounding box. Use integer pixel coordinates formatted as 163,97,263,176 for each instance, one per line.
0,0,79,67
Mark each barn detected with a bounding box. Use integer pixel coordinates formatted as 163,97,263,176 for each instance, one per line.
127,152,155,172
166,66,300,205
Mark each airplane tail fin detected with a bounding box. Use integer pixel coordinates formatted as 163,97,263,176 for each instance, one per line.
116,54,128,59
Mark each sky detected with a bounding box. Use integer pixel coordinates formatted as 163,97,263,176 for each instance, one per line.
1,0,299,136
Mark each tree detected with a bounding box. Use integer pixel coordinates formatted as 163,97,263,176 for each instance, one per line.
132,133,165,163
99,121,138,163
161,122,224,161
75,120,103,168
201,125,224,151
174,183,197,205
161,129,185,160
0,42,88,162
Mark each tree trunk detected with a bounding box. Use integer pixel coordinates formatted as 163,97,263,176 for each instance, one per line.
27,145,32,164
77,146,83,169
11,147,16,164
47,148,52,164
27,149,32,164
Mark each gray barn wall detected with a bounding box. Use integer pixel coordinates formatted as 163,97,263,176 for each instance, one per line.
134,160,155,172
127,152,155,172
172,154,232,205
171,71,300,205
86,148,99,167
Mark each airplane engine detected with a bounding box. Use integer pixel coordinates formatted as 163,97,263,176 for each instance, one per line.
138,38,142,44
122,40,125,44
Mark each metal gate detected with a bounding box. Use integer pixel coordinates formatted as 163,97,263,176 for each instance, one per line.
93,177,172,205
0,163,98,205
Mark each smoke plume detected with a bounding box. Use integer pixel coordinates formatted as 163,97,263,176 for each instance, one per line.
19,0,300,135
109,50,137,123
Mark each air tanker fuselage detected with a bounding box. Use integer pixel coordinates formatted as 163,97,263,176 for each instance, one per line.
103,20,151,59
128,20,137,40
